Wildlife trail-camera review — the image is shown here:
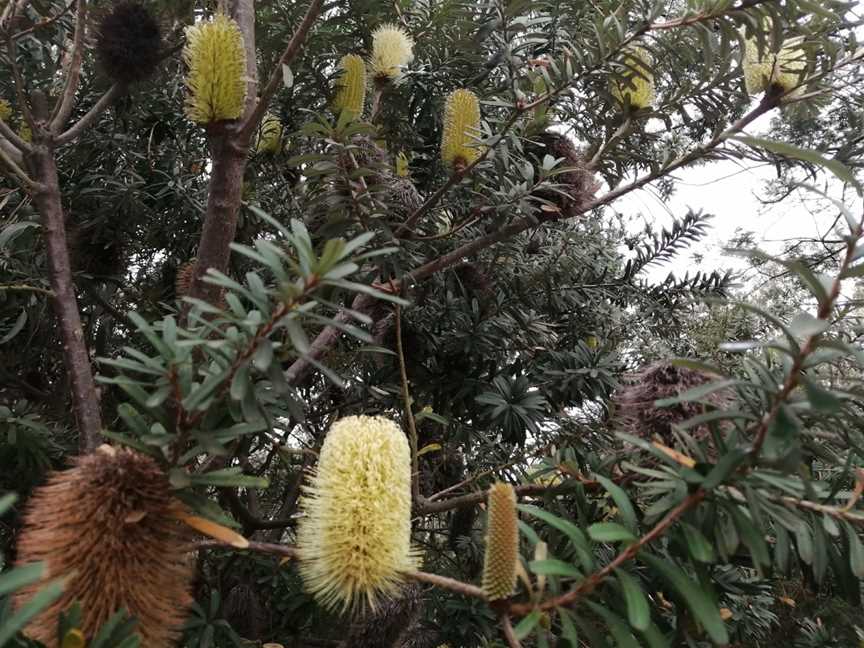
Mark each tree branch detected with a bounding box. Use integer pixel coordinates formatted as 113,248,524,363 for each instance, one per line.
55,84,124,146
50,0,88,131
239,0,325,140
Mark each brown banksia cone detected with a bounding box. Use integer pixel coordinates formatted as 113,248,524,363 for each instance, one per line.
529,132,600,219
481,482,518,601
96,1,162,84
14,446,194,647
175,258,197,297
614,361,727,446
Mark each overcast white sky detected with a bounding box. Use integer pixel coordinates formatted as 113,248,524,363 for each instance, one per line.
614,110,849,285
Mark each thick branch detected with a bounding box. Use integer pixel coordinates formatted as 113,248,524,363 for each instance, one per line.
55,84,124,146
239,0,325,140
28,147,103,452
50,0,88,131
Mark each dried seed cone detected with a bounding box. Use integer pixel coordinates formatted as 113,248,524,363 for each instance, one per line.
183,14,247,124
175,258,197,296
333,54,367,118
610,46,655,110
481,482,518,601
369,24,414,82
14,447,194,647
441,89,481,169
96,1,162,84
297,415,417,613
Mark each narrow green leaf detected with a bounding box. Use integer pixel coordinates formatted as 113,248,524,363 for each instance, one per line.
528,559,582,578
0,579,65,647
616,569,650,631
513,610,542,640
0,563,44,597
588,522,637,544
596,475,638,532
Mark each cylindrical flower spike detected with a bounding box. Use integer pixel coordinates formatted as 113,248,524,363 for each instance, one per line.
333,54,367,119
481,482,519,601
441,89,481,170
297,416,417,613
183,13,247,124
14,446,194,647
369,24,414,83
742,28,808,97
255,113,284,154
610,46,655,110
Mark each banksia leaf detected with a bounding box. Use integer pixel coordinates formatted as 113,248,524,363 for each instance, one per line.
61,629,85,648
333,54,367,118
183,14,247,124
610,46,655,110
255,113,284,154
369,24,414,82
441,89,481,169
14,446,194,647
0,99,11,122
297,415,417,613
96,1,162,84
482,482,518,601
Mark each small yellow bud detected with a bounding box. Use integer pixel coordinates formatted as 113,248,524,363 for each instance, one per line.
441,89,481,169
297,416,417,613
333,54,367,119
369,24,414,82
482,482,519,601
61,628,86,648
395,151,410,177
0,99,11,123
610,46,655,110
183,14,247,124
255,113,283,154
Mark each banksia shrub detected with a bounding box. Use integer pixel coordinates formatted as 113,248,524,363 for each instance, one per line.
369,24,414,83
14,446,194,647
333,54,367,118
183,14,247,124
481,482,518,601
742,31,807,96
610,46,655,110
255,113,283,154
441,89,481,170
297,415,417,613
96,1,162,84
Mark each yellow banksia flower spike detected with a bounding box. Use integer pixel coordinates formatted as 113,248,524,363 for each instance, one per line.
441,89,481,169
369,24,414,82
395,151,410,177
610,46,655,110
0,99,11,122
482,482,519,601
742,27,807,97
333,54,367,118
297,416,418,613
255,113,283,154
183,13,247,124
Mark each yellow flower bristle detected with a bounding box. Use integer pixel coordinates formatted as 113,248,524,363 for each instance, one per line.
0,99,11,122
297,415,417,613
610,46,655,110
395,151,410,177
255,113,283,154
333,54,367,119
742,28,807,97
481,482,519,601
183,13,247,124
441,89,481,169
369,24,414,82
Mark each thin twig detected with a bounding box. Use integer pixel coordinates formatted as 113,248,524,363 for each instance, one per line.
50,0,87,130
0,282,54,296
405,570,487,600
395,303,421,506
500,613,523,648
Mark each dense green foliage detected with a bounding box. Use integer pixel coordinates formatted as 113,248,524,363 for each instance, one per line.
1,0,864,646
